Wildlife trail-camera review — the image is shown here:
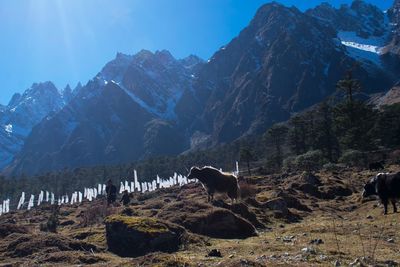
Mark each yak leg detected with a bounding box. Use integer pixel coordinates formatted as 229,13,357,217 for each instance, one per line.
228,193,235,205
382,199,389,215
392,199,397,213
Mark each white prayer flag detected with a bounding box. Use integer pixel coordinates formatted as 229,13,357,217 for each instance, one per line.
125,181,130,193
17,192,25,210
130,182,135,193
28,195,35,210
5,199,9,213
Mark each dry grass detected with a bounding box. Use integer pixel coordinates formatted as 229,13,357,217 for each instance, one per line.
1,166,399,266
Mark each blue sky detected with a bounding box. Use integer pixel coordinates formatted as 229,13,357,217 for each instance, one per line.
0,0,393,105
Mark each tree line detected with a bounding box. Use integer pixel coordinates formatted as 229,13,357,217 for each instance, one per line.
1,72,399,200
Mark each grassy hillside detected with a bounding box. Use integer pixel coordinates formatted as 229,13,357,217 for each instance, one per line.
0,165,399,266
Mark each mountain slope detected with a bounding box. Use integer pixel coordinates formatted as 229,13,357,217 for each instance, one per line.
4,51,199,175
4,1,399,176
185,2,395,147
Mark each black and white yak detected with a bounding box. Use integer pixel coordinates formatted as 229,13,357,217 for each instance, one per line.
362,172,400,214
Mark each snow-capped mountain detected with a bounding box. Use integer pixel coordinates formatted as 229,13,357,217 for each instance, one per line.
3,0,399,176
0,82,71,170
97,49,201,120
185,1,396,147
3,51,202,175
308,0,400,77
307,0,396,70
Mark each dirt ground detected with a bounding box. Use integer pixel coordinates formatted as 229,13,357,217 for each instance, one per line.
0,165,399,266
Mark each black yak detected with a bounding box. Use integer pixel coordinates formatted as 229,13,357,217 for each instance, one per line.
187,166,240,203
368,161,385,171
362,172,400,214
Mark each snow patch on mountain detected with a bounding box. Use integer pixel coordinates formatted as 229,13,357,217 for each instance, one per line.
4,124,12,135
338,31,387,66
115,81,181,120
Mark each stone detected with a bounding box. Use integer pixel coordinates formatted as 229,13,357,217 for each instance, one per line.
159,202,257,239
301,247,316,255
207,249,222,258
310,238,324,245
104,215,185,257
384,260,399,267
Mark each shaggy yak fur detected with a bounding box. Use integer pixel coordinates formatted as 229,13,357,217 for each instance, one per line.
363,172,400,214
187,166,240,203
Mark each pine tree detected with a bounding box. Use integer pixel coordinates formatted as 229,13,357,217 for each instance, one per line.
288,116,307,155
265,124,289,169
240,147,254,176
336,70,361,106
314,102,339,162
333,100,377,151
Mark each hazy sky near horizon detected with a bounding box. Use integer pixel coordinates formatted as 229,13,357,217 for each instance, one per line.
0,0,393,105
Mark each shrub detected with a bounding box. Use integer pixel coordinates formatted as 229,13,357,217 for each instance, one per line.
322,163,345,172
238,182,257,199
40,206,59,233
79,203,118,227
294,150,326,173
338,150,366,167
282,156,297,172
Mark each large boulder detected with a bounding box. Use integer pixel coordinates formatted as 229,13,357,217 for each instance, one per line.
213,200,265,229
157,201,257,239
104,215,185,257
184,209,257,239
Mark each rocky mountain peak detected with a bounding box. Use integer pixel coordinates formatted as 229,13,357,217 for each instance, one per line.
350,0,381,15
0,81,68,170
133,49,154,62
154,50,175,64
308,0,387,38
251,2,301,29
8,93,22,107
24,81,58,97
62,84,74,103
386,0,400,55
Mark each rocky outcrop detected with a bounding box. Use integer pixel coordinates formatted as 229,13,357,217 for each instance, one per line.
156,201,257,239
183,208,257,239
0,233,99,258
104,215,185,257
